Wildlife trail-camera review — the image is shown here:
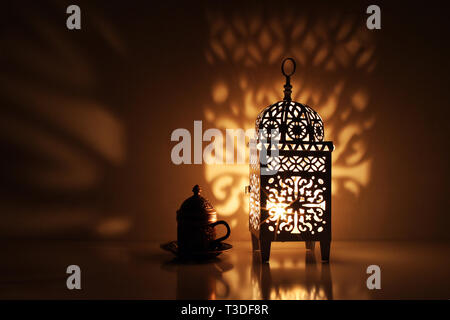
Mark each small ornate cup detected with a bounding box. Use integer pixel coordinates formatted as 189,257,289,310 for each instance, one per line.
176,185,231,254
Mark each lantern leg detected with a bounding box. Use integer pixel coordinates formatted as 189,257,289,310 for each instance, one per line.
251,234,260,252
260,239,271,263
320,241,331,262
305,241,315,251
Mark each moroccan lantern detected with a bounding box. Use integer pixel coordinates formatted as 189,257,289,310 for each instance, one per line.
248,58,334,262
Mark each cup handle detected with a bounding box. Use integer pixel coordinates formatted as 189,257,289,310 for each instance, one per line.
209,220,231,245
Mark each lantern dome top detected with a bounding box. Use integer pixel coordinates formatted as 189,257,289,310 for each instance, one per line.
255,58,325,143
256,101,324,142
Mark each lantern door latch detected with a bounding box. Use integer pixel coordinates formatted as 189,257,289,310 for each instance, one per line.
245,185,251,195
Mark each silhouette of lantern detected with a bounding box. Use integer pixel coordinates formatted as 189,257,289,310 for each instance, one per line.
248,58,334,262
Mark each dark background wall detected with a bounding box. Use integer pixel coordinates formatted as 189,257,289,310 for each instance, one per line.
0,0,448,241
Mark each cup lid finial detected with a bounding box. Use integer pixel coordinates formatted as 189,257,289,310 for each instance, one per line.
192,185,201,195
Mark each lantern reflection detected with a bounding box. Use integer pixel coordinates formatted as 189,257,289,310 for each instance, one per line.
251,250,333,300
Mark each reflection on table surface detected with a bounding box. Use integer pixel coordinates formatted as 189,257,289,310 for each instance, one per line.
1,241,449,299
251,249,333,300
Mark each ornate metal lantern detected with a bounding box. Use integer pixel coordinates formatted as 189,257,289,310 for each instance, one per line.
248,58,334,262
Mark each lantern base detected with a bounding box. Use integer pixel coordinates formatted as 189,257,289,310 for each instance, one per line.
250,234,331,263
320,241,331,262
305,241,316,251
260,239,271,263
251,234,271,263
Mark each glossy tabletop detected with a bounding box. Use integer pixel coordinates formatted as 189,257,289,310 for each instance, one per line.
1,241,449,299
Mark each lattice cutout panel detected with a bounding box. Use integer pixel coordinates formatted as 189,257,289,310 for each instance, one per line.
267,156,326,173
249,140,260,231
264,175,328,236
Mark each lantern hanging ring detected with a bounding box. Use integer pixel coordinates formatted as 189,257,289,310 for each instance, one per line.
281,57,296,77
281,57,296,101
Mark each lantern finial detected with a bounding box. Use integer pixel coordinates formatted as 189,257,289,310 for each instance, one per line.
281,57,296,101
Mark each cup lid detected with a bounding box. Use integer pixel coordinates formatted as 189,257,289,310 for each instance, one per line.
176,185,217,222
